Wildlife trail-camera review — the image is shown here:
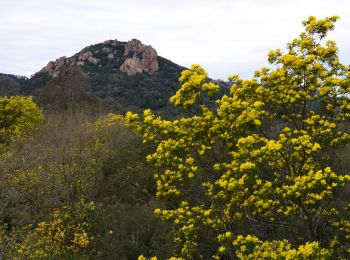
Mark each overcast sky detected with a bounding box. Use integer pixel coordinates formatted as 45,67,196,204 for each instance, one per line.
1,0,350,79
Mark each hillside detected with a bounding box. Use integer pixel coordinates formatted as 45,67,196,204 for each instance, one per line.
7,39,186,115
0,73,28,96
2,39,230,116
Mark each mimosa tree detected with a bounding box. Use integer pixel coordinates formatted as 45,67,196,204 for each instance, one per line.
127,16,350,259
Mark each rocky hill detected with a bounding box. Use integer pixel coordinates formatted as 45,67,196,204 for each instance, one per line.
8,39,185,114
39,39,160,78
3,39,228,115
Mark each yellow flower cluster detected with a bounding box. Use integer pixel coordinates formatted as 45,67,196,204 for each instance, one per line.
169,64,219,108
231,235,330,259
14,200,95,258
125,16,350,259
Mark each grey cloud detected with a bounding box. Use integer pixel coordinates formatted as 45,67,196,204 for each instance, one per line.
1,0,350,79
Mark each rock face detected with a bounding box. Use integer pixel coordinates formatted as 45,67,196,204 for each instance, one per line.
120,39,159,76
40,50,101,78
120,56,143,75
40,57,67,78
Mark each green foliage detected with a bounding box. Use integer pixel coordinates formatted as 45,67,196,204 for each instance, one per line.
0,96,43,146
0,112,150,223
126,16,350,259
0,74,21,96
0,112,108,225
86,55,186,115
94,200,173,259
0,111,173,258
38,67,101,113
0,223,17,258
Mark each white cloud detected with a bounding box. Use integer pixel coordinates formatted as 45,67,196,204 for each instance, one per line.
1,0,350,79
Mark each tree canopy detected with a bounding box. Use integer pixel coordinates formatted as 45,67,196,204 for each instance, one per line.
0,96,43,146
126,16,350,259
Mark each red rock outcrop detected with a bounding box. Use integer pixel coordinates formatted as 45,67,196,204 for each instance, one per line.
120,39,158,76
40,50,100,78
120,56,143,76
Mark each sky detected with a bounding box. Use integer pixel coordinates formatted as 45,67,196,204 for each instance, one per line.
1,0,350,80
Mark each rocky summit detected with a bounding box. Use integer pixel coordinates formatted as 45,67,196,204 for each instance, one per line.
2,39,227,115
40,39,159,78
9,38,186,114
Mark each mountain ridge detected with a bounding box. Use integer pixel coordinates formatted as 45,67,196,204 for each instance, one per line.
6,38,186,114
1,38,228,115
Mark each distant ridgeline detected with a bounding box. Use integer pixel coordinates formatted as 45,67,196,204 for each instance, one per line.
1,39,229,116
0,73,28,96
0,39,180,114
